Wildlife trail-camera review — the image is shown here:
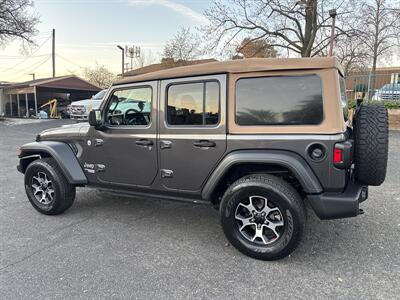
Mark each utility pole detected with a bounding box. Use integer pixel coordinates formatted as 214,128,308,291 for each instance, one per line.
117,45,125,76
29,73,35,80
329,9,337,56
52,29,55,77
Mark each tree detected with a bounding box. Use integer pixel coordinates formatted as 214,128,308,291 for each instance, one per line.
335,35,369,75
236,37,278,58
83,64,116,89
359,0,400,75
204,0,355,57
134,49,158,69
163,27,201,62
0,0,39,46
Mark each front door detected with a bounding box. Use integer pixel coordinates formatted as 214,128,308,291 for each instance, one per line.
159,75,227,192
89,82,158,187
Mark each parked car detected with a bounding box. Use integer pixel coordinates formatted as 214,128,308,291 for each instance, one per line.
17,58,389,260
372,83,400,101
70,89,107,121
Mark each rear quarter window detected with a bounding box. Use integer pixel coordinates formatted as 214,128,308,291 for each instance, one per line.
235,75,323,125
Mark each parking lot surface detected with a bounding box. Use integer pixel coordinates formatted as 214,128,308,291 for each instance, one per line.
1,119,399,299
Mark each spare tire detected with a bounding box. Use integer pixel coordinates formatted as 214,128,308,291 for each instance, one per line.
353,104,388,186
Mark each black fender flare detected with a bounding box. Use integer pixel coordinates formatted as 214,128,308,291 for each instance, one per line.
202,150,323,201
18,141,87,185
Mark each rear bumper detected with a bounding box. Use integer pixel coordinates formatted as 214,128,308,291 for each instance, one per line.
307,182,368,220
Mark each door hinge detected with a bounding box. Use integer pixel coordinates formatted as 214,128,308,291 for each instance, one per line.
161,169,173,178
94,139,104,147
160,140,172,149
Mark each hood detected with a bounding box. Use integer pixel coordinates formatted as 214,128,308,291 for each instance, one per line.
71,99,103,108
39,122,90,141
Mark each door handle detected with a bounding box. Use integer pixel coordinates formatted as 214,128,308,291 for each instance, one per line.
193,140,216,148
135,139,153,147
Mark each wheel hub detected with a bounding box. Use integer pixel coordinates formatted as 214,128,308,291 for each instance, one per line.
31,171,54,205
235,195,284,245
253,212,266,224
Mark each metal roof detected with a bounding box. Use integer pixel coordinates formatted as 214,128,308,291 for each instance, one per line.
2,75,100,91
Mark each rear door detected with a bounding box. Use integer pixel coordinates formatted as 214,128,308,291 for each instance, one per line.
159,74,227,192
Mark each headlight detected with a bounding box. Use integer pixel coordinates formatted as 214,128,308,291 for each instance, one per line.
372,94,382,101
86,105,92,112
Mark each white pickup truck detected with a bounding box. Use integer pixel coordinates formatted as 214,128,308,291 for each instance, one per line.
70,89,107,121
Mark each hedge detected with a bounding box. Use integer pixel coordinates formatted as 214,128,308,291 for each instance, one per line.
348,100,400,110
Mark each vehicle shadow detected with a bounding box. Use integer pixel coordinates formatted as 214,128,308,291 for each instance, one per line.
66,187,390,265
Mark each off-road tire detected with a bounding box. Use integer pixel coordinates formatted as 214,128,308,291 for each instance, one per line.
24,158,76,215
353,104,388,186
219,174,306,260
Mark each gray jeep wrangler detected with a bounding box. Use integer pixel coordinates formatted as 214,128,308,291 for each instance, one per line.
18,58,388,260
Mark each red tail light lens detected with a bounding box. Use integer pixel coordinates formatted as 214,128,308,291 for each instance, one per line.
333,148,343,164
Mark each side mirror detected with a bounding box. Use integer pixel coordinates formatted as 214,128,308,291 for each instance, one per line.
88,109,102,127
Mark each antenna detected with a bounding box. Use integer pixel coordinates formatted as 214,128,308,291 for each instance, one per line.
125,45,141,71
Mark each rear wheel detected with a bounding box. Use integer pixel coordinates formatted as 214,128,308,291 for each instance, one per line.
220,174,306,260
24,158,76,215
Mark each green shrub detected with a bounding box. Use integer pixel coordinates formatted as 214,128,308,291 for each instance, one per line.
347,100,400,110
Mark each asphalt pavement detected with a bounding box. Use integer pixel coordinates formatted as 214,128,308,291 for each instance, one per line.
0,119,399,299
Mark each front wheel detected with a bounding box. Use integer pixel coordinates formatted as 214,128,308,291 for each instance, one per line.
220,174,306,260
24,158,76,215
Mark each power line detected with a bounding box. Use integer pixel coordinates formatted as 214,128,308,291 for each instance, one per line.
56,54,86,69
7,55,52,82
0,35,52,73
0,54,50,59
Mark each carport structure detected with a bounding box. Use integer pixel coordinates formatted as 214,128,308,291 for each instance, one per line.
1,76,100,117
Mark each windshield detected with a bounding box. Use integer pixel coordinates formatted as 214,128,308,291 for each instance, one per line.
381,84,400,92
92,90,107,100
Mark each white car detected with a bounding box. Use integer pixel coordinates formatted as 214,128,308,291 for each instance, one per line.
372,84,400,101
70,89,107,121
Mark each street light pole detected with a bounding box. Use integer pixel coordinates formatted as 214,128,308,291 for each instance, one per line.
117,45,125,76
329,9,337,56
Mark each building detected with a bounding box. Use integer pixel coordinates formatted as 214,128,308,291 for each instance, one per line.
0,75,100,117
345,67,400,100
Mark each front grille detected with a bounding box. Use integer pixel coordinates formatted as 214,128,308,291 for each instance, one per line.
71,105,86,115
381,93,400,101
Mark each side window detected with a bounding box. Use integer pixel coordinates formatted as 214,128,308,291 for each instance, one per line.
339,77,348,122
235,75,323,125
167,81,219,126
105,87,152,126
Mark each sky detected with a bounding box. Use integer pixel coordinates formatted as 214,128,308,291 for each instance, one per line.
0,0,212,82
1,0,399,83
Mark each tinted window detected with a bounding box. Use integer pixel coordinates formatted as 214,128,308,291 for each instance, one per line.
236,75,323,125
106,87,152,126
205,82,219,125
167,81,219,125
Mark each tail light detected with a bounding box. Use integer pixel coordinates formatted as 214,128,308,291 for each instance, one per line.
333,141,353,169
333,148,343,164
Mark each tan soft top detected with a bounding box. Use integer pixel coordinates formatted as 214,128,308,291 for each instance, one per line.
115,57,344,85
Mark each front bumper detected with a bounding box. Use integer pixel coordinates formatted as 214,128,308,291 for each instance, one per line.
70,114,88,120
307,182,368,220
